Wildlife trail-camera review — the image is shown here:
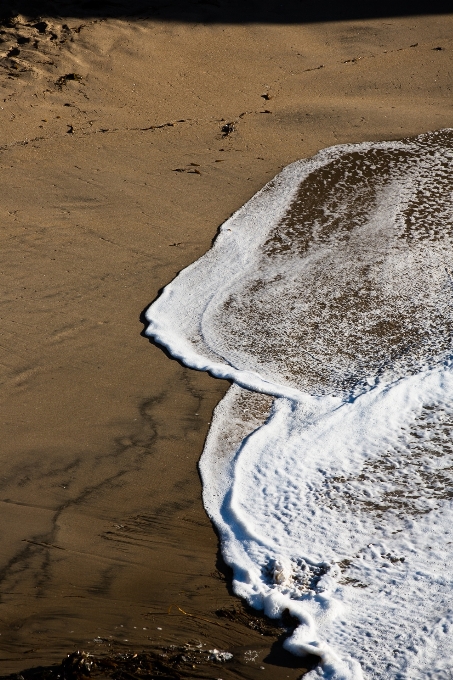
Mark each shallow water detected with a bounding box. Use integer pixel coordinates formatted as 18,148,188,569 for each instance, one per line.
146,130,453,679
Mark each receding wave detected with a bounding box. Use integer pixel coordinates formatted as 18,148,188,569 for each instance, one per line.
145,130,453,679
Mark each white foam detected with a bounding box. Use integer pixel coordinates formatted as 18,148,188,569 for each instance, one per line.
145,130,453,678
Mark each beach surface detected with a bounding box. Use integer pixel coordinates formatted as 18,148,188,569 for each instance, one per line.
0,2,452,676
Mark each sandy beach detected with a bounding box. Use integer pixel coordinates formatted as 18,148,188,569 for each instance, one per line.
0,1,452,676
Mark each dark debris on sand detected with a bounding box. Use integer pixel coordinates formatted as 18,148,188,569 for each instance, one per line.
0,604,315,680
1,647,230,680
0,603,319,680
214,605,281,635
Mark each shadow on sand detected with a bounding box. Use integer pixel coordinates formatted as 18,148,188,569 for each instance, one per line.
1,0,451,24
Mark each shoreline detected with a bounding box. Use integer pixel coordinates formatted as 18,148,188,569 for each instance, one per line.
0,6,452,676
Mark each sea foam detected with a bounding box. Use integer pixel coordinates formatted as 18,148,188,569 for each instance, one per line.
145,130,453,679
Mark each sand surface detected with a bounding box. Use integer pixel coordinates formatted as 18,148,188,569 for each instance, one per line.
0,2,452,676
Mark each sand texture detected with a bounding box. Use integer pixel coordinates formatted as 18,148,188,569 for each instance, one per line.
0,2,452,676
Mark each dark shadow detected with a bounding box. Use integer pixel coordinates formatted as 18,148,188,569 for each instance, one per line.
214,541,235,594
263,638,320,671
139,299,197,373
139,273,187,362
262,609,320,670
1,0,451,25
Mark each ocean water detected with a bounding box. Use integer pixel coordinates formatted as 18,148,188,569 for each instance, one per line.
145,130,453,679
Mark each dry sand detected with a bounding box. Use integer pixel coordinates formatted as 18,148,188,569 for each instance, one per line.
0,2,452,676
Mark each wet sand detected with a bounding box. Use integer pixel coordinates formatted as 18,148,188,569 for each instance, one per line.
0,4,452,676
